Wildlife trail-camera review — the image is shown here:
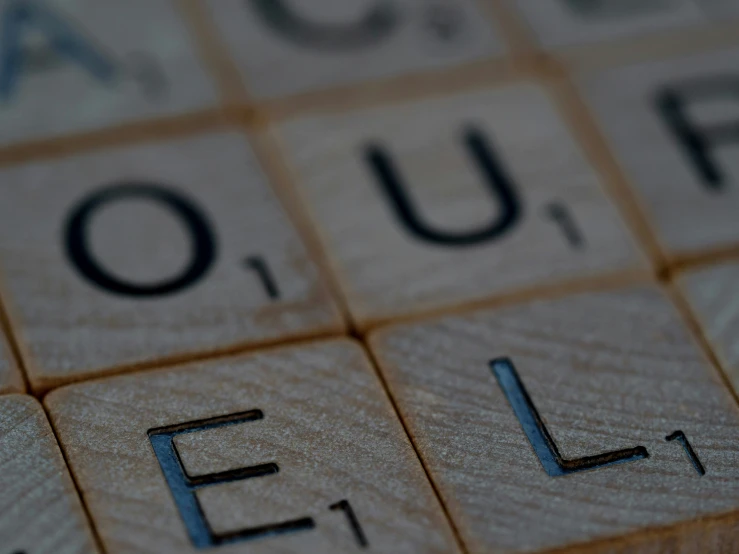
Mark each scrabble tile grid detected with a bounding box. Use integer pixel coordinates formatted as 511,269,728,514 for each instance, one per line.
0,1,737,553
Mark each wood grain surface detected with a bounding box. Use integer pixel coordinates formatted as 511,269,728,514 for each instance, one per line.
0,131,344,394
678,262,739,397
45,339,460,554
0,394,99,554
0,0,218,146
202,0,504,99
370,285,739,553
579,46,739,260
275,83,649,329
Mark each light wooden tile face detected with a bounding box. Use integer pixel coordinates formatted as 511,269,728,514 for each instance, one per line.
580,47,739,258
0,331,23,394
505,0,738,48
679,262,739,395
0,0,218,146
370,287,739,554
276,85,648,327
0,131,343,393
0,394,99,554
700,0,739,18
703,0,739,16
204,0,503,99
45,340,460,554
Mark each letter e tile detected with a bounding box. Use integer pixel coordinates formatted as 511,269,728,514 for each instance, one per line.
46,340,460,554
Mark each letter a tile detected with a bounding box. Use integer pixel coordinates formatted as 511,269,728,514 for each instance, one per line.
0,394,99,554
0,0,218,145
0,131,343,393
46,340,460,554
370,286,739,553
275,84,649,328
579,47,739,261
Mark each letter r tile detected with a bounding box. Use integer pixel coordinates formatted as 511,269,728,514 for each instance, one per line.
369,286,739,553
45,339,460,554
0,131,343,393
274,84,649,329
578,47,739,261
0,0,218,146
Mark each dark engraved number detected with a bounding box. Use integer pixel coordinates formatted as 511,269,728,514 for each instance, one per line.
244,256,280,300
0,0,117,101
330,499,368,548
149,410,315,549
365,126,523,246
544,202,585,249
656,77,739,191
249,0,398,51
666,430,705,476
64,182,217,298
491,358,649,476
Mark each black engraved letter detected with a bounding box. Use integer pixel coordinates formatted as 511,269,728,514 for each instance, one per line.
665,430,705,476
64,182,216,297
249,0,397,51
491,358,648,476
149,410,315,549
366,127,522,246
656,77,739,191
0,0,117,101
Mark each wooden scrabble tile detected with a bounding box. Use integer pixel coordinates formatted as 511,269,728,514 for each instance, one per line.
678,262,739,395
579,47,739,260
203,0,504,99
0,0,218,146
0,131,343,394
0,329,23,394
706,0,739,16
275,84,649,329
504,0,727,49
0,394,99,554
369,286,739,553
45,339,460,554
